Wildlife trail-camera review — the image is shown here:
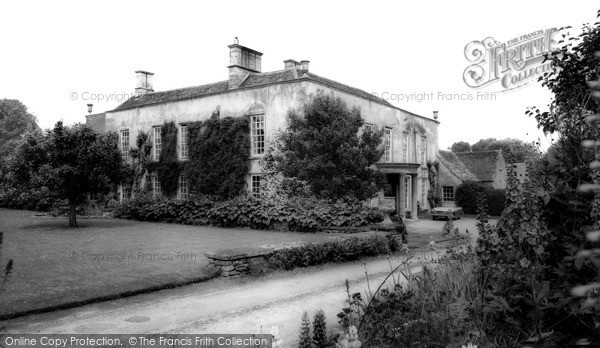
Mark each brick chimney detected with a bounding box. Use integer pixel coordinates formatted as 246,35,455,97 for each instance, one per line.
228,39,262,89
135,70,154,96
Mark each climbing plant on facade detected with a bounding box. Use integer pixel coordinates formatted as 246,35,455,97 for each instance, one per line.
185,115,250,199
147,121,182,198
426,160,441,208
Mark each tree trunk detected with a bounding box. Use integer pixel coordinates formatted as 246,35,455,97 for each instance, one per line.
69,200,78,228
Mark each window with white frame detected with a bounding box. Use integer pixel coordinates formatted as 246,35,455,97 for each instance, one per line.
251,115,265,155
384,128,392,162
178,176,188,200
402,133,409,162
180,125,188,160
120,184,130,202
364,123,374,133
120,130,130,159
421,136,427,165
251,175,261,197
153,126,161,161
442,186,454,202
152,174,161,197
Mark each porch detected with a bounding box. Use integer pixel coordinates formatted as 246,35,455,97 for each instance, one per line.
376,163,422,220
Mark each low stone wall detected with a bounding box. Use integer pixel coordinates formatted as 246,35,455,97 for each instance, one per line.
205,247,274,277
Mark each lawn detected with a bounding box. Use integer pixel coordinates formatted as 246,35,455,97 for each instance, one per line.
0,209,432,318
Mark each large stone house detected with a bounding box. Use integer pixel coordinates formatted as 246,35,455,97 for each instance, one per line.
86,40,440,219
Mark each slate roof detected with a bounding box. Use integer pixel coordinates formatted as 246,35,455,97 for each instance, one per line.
112,68,394,112
437,150,479,182
455,150,503,182
114,81,230,111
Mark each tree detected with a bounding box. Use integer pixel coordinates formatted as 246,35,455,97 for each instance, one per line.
450,141,471,153
459,137,539,162
5,122,129,227
486,138,539,163
471,138,497,152
0,99,40,173
271,92,385,201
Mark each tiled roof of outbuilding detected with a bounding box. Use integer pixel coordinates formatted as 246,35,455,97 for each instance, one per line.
437,150,479,182
455,150,503,182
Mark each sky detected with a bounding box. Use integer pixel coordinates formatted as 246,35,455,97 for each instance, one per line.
1,1,599,151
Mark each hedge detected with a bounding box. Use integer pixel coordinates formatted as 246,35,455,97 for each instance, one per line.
264,234,399,270
113,194,384,232
0,186,60,212
455,182,505,216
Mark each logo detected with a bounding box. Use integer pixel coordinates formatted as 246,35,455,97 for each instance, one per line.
463,28,559,91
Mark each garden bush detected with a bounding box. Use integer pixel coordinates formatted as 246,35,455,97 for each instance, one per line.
113,195,383,232
455,182,505,216
0,186,58,211
455,182,483,214
265,234,396,270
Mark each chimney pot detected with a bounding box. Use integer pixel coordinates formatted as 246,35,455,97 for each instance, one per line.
301,60,310,71
433,111,439,120
87,104,93,114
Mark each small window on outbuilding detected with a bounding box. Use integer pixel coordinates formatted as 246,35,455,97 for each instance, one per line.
442,186,455,202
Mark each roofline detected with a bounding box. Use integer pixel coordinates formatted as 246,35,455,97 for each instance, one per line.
107,74,439,124
436,153,479,183
227,44,263,56
455,149,503,155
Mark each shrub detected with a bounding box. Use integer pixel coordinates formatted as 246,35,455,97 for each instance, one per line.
455,182,505,216
0,185,58,211
455,182,484,214
114,195,383,232
266,235,393,270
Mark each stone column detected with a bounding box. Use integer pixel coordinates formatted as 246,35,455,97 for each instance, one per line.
398,173,405,218
411,174,419,220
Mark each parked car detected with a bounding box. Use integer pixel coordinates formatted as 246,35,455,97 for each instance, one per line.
431,201,463,220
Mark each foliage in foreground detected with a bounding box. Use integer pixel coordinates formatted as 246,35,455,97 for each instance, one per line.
337,164,600,347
